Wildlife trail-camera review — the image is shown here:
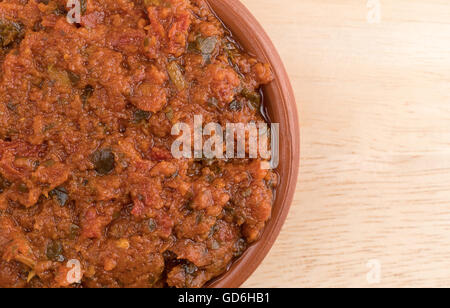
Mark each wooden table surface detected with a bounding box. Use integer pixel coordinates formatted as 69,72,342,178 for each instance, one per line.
240,0,450,288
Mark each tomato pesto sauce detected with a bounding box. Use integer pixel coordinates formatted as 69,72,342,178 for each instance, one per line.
0,0,276,288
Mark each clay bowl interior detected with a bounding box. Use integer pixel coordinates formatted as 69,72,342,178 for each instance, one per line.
206,0,300,287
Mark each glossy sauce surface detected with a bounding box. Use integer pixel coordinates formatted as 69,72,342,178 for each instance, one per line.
0,0,275,288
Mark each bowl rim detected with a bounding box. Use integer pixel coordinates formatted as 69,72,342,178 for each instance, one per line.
206,0,300,288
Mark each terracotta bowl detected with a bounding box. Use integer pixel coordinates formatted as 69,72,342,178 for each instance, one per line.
206,0,300,288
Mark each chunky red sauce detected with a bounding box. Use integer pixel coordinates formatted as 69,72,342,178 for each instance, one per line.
0,0,276,288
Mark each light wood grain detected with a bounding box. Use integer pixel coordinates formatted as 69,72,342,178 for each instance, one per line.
240,0,450,288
